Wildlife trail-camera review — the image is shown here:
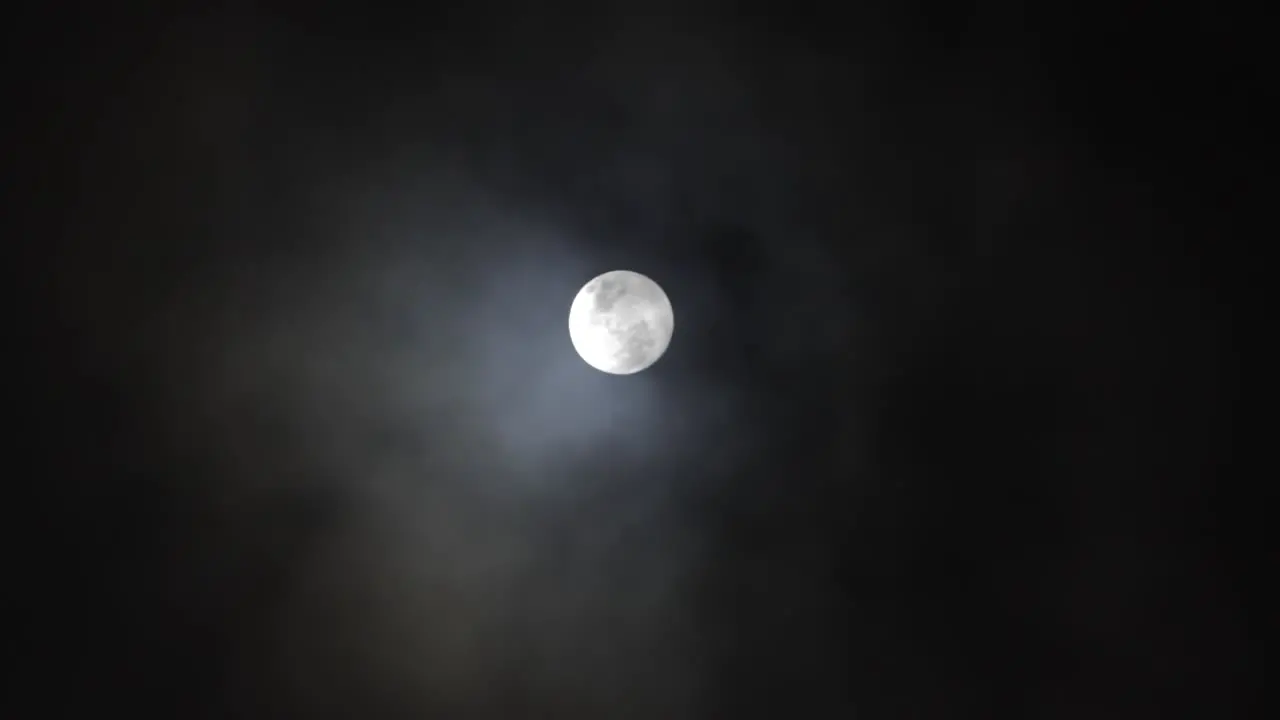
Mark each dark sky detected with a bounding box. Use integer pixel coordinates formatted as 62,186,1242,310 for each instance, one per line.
14,3,1251,717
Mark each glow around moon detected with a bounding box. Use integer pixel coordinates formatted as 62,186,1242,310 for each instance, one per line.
568,270,674,374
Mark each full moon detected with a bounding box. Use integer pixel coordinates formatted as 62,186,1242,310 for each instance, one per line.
568,270,674,374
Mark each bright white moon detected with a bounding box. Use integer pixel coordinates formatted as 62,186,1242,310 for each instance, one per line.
569,270,674,374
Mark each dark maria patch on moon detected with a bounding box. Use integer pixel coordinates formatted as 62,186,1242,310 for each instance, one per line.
613,316,659,371
593,277,629,313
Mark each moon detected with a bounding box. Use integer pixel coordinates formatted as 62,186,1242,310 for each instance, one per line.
568,270,674,374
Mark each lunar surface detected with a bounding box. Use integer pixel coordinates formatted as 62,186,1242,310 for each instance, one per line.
568,270,674,374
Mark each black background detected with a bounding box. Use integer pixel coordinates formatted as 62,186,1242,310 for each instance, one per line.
13,2,1252,717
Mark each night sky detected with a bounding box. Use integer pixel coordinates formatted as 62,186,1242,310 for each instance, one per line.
15,3,1251,717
